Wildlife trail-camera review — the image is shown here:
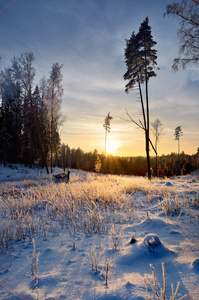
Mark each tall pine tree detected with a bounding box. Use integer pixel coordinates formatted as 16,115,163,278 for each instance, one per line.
124,17,158,179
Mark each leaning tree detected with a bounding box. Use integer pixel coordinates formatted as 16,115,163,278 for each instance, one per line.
124,17,158,179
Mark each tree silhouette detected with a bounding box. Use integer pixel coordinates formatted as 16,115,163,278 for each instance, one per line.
174,126,183,160
103,112,113,157
124,17,158,179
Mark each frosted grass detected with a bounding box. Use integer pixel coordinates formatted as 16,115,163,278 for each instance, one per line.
0,172,198,251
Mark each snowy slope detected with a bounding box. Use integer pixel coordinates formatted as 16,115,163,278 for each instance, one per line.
0,164,198,300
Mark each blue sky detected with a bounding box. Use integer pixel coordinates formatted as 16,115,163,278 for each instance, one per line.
0,0,198,156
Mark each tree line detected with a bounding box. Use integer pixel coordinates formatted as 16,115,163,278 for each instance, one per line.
54,144,199,178
0,52,65,174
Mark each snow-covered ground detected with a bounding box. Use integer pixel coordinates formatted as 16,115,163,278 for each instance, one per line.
0,164,199,300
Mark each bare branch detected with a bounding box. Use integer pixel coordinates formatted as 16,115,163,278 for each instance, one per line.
165,0,199,70
149,138,157,155
125,109,143,130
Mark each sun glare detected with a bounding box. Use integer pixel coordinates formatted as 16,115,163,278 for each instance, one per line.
106,140,118,155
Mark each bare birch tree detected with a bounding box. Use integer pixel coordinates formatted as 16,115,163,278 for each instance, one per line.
47,63,64,173
151,119,163,176
165,0,199,70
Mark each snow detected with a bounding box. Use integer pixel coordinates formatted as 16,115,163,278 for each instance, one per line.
0,164,199,300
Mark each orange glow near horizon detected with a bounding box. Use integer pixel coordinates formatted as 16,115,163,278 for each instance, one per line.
61,127,198,158
106,140,118,155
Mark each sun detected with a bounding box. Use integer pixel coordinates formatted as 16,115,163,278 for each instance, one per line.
106,140,118,155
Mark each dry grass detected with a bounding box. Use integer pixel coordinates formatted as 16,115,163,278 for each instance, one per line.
0,172,198,252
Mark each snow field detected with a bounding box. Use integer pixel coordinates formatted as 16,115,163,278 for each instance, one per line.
0,166,199,299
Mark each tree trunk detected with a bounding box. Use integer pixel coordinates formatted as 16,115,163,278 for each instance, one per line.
155,138,158,177
105,130,107,156
155,154,158,177
146,128,151,179
30,93,49,175
138,82,146,131
145,69,151,180
50,116,53,174
63,145,66,172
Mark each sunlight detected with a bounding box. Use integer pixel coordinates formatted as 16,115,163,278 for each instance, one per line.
106,140,118,155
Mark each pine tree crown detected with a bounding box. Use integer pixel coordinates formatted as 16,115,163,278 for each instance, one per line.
124,17,159,93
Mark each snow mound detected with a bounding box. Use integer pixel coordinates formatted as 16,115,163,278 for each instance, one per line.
143,233,161,246
140,233,176,258
136,217,170,232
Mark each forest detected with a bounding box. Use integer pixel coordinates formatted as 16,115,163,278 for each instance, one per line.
0,52,64,174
